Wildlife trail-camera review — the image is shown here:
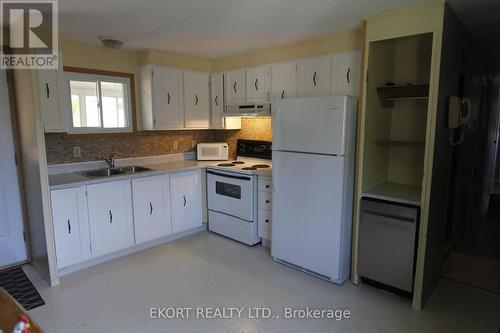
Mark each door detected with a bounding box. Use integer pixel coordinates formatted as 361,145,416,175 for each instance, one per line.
273,96,348,155
271,150,345,280
38,69,65,132
0,70,28,268
152,66,184,129
184,71,210,128
246,65,270,102
132,175,172,244
170,170,203,234
51,187,91,268
224,69,246,104
207,170,254,221
298,55,331,96
271,62,297,101
331,51,361,97
211,72,224,129
87,180,134,257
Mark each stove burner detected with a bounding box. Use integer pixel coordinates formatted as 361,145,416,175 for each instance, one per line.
231,161,245,164
241,167,257,170
252,164,271,168
217,163,236,167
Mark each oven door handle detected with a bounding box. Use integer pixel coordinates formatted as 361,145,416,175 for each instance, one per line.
207,170,252,181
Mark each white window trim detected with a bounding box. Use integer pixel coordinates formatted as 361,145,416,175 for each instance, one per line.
65,72,133,134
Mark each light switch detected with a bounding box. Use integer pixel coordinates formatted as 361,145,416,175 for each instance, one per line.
173,140,178,150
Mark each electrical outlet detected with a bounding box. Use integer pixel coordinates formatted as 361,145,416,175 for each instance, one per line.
192,140,196,148
73,146,81,158
173,140,178,150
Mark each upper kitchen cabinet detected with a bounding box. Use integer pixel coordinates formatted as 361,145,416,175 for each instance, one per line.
271,62,297,100
140,65,184,130
224,69,246,105
246,65,271,103
331,51,361,97
210,73,241,130
297,55,331,96
184,70,210,128
37,56,69,132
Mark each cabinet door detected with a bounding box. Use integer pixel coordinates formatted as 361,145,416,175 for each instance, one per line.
331,51,361,97
87,180,134,257
271,62,297,101
298,55,331,96
170,170,203,234
224,69,246,104
152,66,184,129
38,69,66,132
184,71,210,128
246,65,270,102
51,187,90,268
210,73,224,129
132,175,172,244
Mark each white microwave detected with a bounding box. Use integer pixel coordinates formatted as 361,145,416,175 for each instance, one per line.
197,143,229,161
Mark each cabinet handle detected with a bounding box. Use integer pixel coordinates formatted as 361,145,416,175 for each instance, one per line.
255,78,258,91
149,202,153,215
265,219,269,223
347,68,350,84
195,94,198,106
215,95,218,106
183,195,187,207
265,185,269,188
45,83,50,98
281,90,285,99
109,210,113,223
265,200,269,203
233,81,237,93
67,219,71,234
313,72,317,86
167,92,171,104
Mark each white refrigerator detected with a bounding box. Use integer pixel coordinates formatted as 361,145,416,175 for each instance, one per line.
271,96,357,284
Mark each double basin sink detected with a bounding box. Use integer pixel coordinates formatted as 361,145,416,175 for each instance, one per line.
81,166,152,178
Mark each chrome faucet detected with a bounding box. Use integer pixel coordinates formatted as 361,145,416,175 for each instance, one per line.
98,153,116,168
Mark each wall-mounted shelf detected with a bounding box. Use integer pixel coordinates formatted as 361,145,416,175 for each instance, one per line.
375,140,425,147
377,84,429,107
362,182,421,206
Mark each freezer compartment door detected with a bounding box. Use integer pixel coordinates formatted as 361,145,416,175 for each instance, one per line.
273,96,348,155
271,150,345,281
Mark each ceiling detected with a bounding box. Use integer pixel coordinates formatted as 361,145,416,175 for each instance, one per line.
447,0,500,68
58,0,424,58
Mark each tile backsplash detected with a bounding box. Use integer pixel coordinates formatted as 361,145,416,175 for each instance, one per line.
45,117,272,165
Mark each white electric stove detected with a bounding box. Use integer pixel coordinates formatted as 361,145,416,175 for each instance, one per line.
207,140,272,245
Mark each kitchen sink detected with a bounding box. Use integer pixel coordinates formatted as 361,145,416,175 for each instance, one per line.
81,168,126,178
115,166,152,173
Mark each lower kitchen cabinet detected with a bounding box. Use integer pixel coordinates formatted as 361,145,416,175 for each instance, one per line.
132,175,172,244
170,169,203,233
86,180,134,257
51,186,91,268
257,175,272,242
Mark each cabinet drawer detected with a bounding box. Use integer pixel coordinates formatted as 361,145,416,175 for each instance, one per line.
258,178,272,192
258,191,272,210
258,209,272,232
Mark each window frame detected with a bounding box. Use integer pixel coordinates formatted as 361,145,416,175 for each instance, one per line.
64,69,135,134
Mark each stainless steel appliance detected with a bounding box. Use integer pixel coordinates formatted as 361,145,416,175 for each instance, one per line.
197,142,228,161
358,198,419,293
207,140,272,245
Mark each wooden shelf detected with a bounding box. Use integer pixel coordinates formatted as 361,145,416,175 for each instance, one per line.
362,182,421,206
377,84,429,107
375,140,425,147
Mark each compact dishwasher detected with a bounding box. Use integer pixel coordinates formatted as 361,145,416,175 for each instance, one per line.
358,198,419,294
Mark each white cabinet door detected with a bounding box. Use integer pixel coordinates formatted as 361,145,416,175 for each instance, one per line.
298,55,331,96
184,71,210,128
132,175,172,244
246,65,270,102
152,66,184,129
210,72,224,129
331,51,361,97
170,170,203,234
38,69,67,132
224,69,246,105
51,187,90,268
271,62,297,100
87,180,134,257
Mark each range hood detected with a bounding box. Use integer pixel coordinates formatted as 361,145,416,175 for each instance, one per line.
224,103,271,117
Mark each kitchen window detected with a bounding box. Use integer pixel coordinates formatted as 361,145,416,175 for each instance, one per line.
65,71,133,134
